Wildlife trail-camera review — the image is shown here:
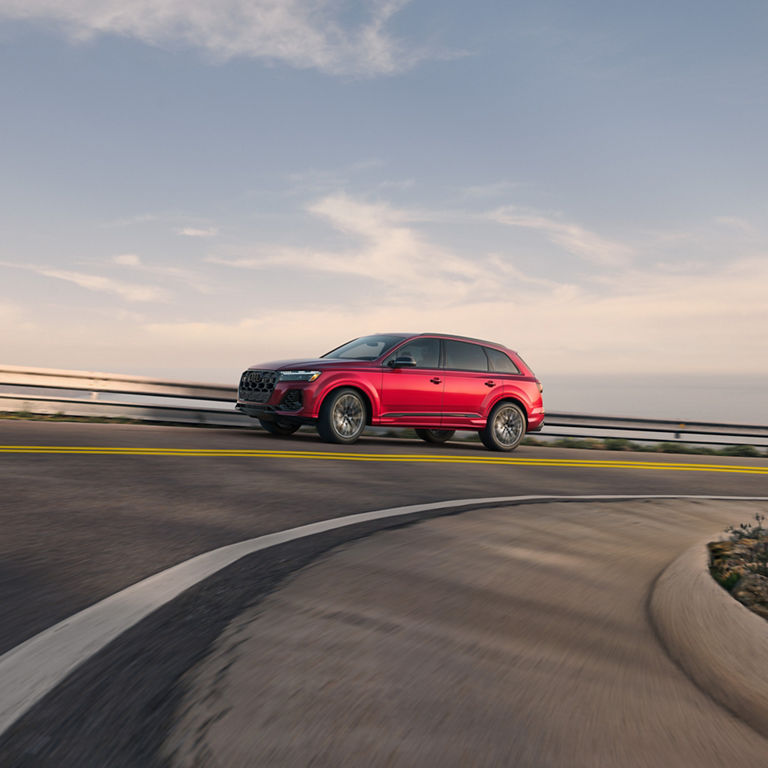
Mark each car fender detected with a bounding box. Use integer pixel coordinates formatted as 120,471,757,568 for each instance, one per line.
311,373,383,419
489,384,535,419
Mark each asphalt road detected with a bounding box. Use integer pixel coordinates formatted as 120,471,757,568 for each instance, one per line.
166,500,768,767
1,420,766,656
0,420,766,766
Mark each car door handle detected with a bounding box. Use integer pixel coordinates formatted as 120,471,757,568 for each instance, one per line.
430,377,442,384
484,380,496,387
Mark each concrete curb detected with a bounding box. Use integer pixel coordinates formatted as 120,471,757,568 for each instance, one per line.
649,541,768,738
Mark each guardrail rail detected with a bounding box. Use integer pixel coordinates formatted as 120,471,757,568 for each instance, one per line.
1,364,766,448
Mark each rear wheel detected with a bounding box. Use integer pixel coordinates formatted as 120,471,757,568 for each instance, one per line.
259,418,300,436
415,429,456,445
317,388,367,444
479,402,525,452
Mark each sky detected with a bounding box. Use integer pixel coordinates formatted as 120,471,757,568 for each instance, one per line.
0,1,766,419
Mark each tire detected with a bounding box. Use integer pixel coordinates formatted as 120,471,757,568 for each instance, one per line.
415,429,456,445
317,388,367,444
259,418,300,436
479,402,526,452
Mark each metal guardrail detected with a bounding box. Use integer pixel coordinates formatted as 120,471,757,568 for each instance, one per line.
541,413,768,447
0,364,233,401
1,365,766,448
0,364,239,427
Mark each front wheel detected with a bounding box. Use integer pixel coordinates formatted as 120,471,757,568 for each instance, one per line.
479,402,526,452
415,429,456,445
259,418,300,436
317,388,367,444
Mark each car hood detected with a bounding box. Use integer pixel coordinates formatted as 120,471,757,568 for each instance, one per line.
247,358,373,371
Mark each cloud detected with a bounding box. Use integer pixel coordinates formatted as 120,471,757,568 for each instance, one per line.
489,206,633,266
284,159,387,196
462,181,520,199
0,301,33,329
208,193,556,303
177,227,218,238
36,267,168,302
714,216,754,234
0,261,167,302
101,213,162,228
110,253,214,293
3,193,765,378
0,0,426,76
197,194,768,375
113,253,142,266
149,254,768,375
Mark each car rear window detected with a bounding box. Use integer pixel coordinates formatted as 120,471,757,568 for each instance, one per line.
443,340,489,372
485,347,520,374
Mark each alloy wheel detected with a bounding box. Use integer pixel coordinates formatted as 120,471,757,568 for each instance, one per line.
493,405,524,448
332,393,365,438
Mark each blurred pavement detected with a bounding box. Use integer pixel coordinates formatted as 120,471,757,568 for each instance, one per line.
165,499,768,767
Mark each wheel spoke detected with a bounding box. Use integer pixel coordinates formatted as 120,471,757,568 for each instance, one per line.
333,394,363,437
494,406,523,447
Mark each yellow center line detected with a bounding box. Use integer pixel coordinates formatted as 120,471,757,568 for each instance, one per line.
0,446,766,474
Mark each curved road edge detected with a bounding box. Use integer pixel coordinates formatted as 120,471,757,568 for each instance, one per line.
649,538,768,739
2,494,767,742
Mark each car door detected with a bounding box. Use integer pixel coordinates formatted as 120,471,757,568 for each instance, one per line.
441,340,496,427
379,338,443,426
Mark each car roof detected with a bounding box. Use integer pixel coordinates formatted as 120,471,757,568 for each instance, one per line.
379,332,514,352
363,333,517,356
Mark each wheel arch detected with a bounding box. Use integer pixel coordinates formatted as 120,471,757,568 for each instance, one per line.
487,395,529,429
317,384,375,425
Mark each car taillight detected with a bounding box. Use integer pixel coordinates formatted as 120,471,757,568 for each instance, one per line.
536,379,543,393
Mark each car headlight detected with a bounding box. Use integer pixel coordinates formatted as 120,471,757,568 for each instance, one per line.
278,370,322,382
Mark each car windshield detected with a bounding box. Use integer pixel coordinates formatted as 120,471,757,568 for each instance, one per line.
322,334,406,361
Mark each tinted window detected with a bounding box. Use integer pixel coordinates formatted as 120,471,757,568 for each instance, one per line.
485,347,520,374
385,338,440,368
443,340,489,372
323,334,405,360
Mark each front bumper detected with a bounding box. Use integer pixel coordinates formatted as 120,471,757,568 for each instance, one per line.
235,400,316,424
236,402,315,425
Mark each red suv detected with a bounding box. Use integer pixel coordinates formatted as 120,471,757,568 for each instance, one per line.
236,333,544,451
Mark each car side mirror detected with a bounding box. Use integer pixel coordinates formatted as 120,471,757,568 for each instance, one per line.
389,355,417,368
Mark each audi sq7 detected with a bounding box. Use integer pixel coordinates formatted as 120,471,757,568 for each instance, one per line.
236,333,544,451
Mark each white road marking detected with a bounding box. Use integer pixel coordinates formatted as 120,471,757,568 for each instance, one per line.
1,494,767,737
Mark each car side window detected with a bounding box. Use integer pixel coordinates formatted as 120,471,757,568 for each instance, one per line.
485,347,521,374
443,340,489,372
386,338,440,368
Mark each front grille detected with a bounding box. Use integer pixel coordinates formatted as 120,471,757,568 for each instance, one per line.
238,369,277,403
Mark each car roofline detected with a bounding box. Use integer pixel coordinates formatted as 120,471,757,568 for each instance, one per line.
415,332,513,351
364,332,518,359
375,332,508,347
